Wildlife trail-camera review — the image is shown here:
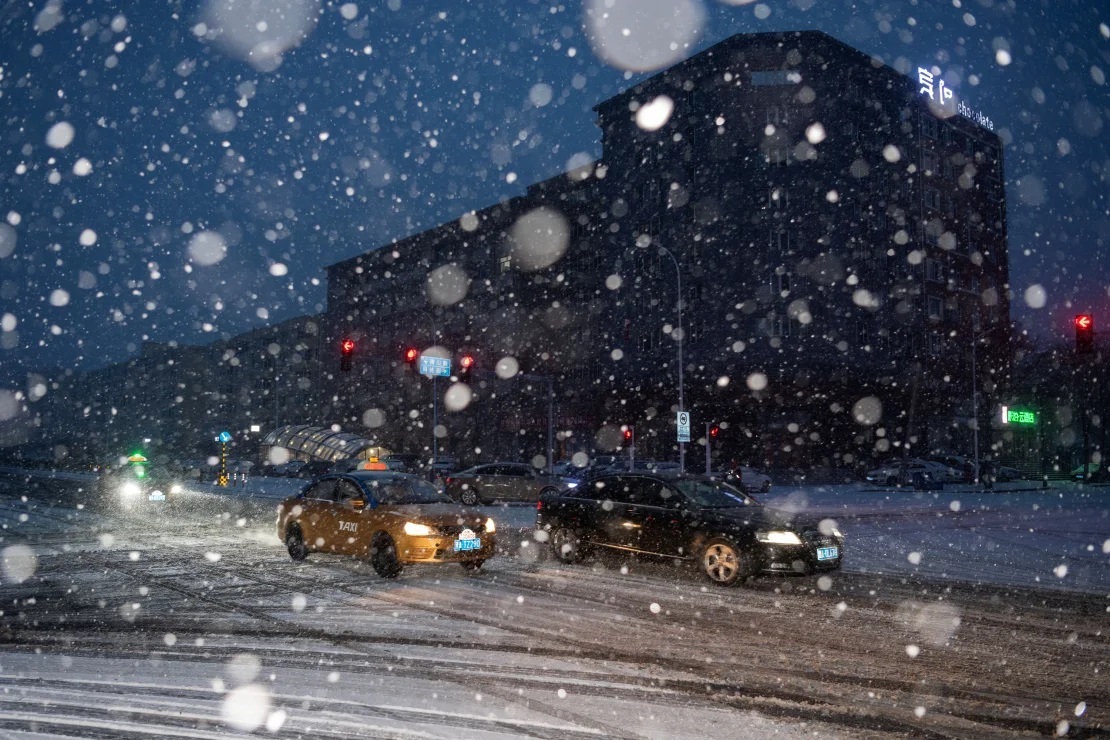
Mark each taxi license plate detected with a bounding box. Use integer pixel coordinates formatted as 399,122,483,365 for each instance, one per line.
454,537,481,552
816,546,838,561
148,492,166,502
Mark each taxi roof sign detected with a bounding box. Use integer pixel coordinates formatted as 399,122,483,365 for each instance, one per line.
127,453,148,464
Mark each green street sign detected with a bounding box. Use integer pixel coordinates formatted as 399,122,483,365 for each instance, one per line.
1002,407,1035,425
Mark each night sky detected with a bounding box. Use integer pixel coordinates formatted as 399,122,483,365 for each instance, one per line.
0,0,1106,386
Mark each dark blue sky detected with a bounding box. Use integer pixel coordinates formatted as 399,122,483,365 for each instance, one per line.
1,0,1106,382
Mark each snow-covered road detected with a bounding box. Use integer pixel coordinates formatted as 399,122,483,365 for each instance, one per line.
0,472,1106,738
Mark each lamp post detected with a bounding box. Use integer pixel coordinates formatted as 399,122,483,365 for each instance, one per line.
657,245,686,473
971,322,1007,485
414,310,441,466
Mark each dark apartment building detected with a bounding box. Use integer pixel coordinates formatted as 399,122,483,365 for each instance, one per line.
323,30,1010,469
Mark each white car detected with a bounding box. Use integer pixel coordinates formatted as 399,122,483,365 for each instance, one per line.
711,467,772,493
865,458,951,485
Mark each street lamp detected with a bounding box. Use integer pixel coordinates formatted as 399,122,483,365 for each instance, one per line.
970,321,1008,484
656,245,686,473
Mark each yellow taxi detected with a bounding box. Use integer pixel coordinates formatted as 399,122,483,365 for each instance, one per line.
276,471,495,577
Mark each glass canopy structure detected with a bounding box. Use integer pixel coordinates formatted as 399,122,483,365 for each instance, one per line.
260,425,383,463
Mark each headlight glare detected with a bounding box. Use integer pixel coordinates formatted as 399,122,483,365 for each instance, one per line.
757,530,803,545
403,522,433,536
121,482,141,497
484,517,496,533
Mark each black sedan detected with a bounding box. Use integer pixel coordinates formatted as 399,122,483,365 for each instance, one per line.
535,473,843,586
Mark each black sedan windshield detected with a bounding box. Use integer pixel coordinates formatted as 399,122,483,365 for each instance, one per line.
673,480,756,509
365,479,452,505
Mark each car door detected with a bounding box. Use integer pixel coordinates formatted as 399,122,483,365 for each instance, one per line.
634,480,688,556
500,464,539,501
332,478,366,555
298,478,339,551
596,476,652,550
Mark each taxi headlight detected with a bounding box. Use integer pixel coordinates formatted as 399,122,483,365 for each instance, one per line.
484,517,496,534
120,482,141,498
170,484,182,494
403,522,433,537
756,530,803,545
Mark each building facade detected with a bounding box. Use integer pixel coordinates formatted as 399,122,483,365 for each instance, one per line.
322,31,1011,470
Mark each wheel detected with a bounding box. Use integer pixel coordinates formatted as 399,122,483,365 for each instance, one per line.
540,486,559,498
460,560,485,571
701,537,756,587
459,487,481,506
760,480,771,493
370,532,403,578
285,525,308,562
885,476,897,486
551,527,585,564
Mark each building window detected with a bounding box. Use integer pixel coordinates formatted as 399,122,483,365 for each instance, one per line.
499,255,512,273
927,296,943,319
926,258,944,282
768,186,789,210
772,229,793,253
857,321,873,347
924,187,940,210
921,115,938,139
751,70,801,86
928,333,944,354
767,147,791,166
922,150,939,175
773,269,792,294
771,316,791,337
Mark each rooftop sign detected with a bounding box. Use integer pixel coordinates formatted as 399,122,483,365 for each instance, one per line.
917,67,994,130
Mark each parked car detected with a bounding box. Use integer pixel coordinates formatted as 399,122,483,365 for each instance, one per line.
979,462,1022,482
927,455,974,483
1070,463,1102,482
536,472,843,586
445,462,571,505
273,460,307,477
97,461,183,510
865,458,952,485
277,471,495,576
294,460,336,479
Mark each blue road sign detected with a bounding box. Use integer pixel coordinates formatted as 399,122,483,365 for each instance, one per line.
218,431,232,443
419,355,452,377
676,412,691,443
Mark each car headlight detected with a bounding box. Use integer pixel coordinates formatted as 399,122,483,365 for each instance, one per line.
402,522,433,536
120,482,141,497
170,484,182,494
564,481,579,489
484,517,496,534
830,527,843,539
757,530,803,545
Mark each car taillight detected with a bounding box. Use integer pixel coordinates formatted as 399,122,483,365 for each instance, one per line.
445,477,453,486
536,500,543,511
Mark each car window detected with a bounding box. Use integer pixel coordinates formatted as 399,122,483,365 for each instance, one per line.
304,479,338,502
335,480,362,503
502,466,532,478
673,480,755,508
364,478,452,505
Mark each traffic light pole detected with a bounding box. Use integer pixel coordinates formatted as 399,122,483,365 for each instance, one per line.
705,423,712,475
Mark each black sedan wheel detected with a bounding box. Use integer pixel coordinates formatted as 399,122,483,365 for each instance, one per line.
459,487,481,506
551,527,585,564
370,532,403,578
460,560,484,571
285,525,308,562
701,538,755,587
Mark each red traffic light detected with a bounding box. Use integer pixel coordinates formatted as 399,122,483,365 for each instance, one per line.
340,338,355,356
404,347,419,363
1075,314,1095,355
460,355,474,369
623,427,633,440
710,425,720,438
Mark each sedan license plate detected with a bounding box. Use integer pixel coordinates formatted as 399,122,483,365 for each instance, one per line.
148,491,166,502
816,546,839,561
454,537,481,552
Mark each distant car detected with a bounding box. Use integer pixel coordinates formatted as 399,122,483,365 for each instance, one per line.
1070,463,1101,481
865,458,951,485
536,473,843,586
429,456,459,475
445,462,571,505
274,460,307,477
982,463,1021,482
97,463,182,509
294,460,336,479
384,453,422,472
276,472,495,576
928,455,974,483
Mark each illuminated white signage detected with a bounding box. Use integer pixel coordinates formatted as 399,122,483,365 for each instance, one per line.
916,67,994,130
